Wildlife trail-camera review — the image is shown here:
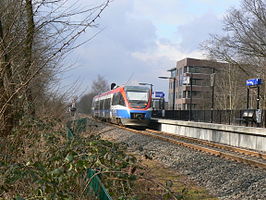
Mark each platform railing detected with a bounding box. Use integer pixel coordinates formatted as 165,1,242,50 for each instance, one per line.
152,109,266,128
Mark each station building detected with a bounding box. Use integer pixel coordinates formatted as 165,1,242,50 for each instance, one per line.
167,58,227,110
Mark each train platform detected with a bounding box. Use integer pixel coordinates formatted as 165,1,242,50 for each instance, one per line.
151,118,266,152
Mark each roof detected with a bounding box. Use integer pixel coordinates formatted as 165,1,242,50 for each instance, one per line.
167,57,228,71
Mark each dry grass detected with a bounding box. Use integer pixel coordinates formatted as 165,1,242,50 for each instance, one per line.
132,156,218,200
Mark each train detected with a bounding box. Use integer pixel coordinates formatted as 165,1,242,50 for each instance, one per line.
92,85,152,127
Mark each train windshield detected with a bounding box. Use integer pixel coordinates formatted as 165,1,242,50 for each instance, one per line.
125,86,150,108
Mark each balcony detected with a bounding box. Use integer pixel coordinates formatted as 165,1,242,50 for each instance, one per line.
175,98,202,104
182,85,210,92
184,72,211,79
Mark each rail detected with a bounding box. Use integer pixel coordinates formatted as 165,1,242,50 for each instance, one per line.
112,124,266,169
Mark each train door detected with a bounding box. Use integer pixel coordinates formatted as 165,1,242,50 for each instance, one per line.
110,94,114,119
91,99,95,117
94,99,100,117
111,93,118,120
100,99,104,118
105,98,111,119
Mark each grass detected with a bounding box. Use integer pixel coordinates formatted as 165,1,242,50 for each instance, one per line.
131,156,218,200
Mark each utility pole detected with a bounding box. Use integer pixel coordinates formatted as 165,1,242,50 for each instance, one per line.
172,78,176,110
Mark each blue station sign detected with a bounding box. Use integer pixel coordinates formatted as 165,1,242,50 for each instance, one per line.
246,78,262,86
155,91,165,98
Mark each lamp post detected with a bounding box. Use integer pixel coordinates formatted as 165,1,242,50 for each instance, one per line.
189,73,193,121
158,76,176,110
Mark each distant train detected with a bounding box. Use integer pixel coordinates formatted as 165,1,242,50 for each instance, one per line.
92,85,152,126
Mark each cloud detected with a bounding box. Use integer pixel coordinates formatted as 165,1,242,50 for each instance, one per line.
176,12,223,53
132,0,192,25
61,0,240,97
97,1,157,52
132,40,204,63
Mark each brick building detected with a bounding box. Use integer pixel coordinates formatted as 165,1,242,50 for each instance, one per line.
167,58,226,110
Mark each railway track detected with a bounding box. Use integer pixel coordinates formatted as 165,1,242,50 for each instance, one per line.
111,124,266,169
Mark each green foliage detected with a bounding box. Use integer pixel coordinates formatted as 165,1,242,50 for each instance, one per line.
0,117,137,199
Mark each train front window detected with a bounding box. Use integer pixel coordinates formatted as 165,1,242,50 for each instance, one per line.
126,90,149,108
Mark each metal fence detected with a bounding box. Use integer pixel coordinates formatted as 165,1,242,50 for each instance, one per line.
86,169,113,200
152,109,266,128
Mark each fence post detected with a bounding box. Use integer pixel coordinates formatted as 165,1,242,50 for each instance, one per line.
228,110,231,125
264,110,266,128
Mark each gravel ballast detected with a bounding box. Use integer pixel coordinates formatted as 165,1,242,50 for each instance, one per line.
93,121,266,200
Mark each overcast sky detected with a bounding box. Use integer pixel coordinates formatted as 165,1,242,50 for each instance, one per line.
62,0,240,98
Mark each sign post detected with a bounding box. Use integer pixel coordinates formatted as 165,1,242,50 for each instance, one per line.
245,78,262,110
245,78,263,125
155,91,165,98
246,78,262,86
154,91,165,111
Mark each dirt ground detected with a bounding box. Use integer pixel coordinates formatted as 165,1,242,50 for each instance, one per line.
100,131,217,200
129,154,217,200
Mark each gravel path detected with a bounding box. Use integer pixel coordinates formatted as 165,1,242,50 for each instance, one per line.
93,121,266,200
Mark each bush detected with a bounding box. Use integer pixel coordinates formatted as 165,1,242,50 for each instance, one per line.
0,117,137,199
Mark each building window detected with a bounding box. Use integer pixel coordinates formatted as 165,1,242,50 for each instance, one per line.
177,90,182,99
191,79,197,85
171,70,176,78
178,68,182,75
184,66,187,73
189,79,210,86
188,66,213,74
183,91,186,98
182,103,197,110
183,91,200,98
177,68,183,86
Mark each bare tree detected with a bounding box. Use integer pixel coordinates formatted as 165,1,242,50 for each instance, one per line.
77,75,109,114
202,0,266,109
77,93,95,114
214,64,248,110
0,0,110,136
91,75,109,95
